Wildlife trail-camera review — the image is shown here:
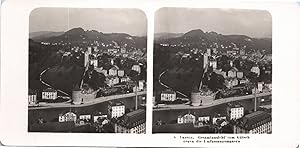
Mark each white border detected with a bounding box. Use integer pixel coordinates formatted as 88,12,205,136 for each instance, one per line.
1,0,300,147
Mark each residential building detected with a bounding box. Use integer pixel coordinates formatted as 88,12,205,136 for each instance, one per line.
207,48,211,56
251,66,260,76
225,78,239,88
58,111,77,122
90,59,98,68
198,116,210,122
227,102,244,120
108,101,125,119
203,53,209,68
106,76,120,87
209,60,217,69
212,114,227,125
109,65,119,76
177,112,196,124
28,89,37,105
160,89,176,102
132,64,141,74
258,82,264,92
118,70,125,77
79,114,92,121
114,109,146,134
228,67,238,78
42,88,57,100
233,111,272,134
237,71,244,78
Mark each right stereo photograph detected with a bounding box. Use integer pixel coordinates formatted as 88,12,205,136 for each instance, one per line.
153,8,272,134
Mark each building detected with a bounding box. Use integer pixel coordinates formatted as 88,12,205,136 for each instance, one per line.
228,67,238,78
207,48,211,56
117,70,125,77
225,78,239,88
114,109,146,134
90,59,98,68
251,66,260,76
198,116,210,122
131,64,141,74
258,82,264,92
106,76,120,87
108,101,125,119
212,114,227,125
79,114,92,121
240,49,245,55
203,53,209,68
109,66,119,76
93,112,108,123
42,88,57,100
177,112,196,124
237,71,244,78
227,102,244,120
58,111,77,122
234,111,272,134
160,89,176,102
209,60,217,69
28,89,37,105
84,52,89,67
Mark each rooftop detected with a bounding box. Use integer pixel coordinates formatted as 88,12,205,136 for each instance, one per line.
108,100,124,106
227,102,243,108
237,111,271,130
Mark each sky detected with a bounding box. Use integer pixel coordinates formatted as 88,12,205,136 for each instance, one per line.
30,8,147,36
155,8,272,38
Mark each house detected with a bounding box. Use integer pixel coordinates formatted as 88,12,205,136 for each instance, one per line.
114,109,146,134
233,111,272,134
117,69,125,77
209,60,217,69
28,89,37,105
198,116,210,122
138,80,145,90
79,114,92,121
58,111,77,122
109,65,119,76
177,112,196,124
227,67,238,78
251,66,260,76
258,82,264,92
108,101,125,119
106,76,120,87
42,88,57,100
90,59,98,68
131,64,141,74
221,71,227,78
93,112,108,123
225,78,239,88
227,102,244,120
120,76,130,83
237,71,244,78
160,89,176,102
212,114,227,125
239,78,249,84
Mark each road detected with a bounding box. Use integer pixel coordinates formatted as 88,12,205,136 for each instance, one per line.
29,90,146,110
39,68,70,96
153,92,271,111
158,69,188,97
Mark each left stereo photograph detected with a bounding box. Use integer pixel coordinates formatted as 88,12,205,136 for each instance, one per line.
28,8,147,133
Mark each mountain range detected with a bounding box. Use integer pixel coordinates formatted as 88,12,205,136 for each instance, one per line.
155,29,272,54
30,28,147,49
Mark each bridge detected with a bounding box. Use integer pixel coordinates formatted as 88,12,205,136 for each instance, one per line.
29,90,146,110
153,92,271,111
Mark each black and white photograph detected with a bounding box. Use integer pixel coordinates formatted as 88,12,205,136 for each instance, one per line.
153,8,272,134
28,8,147,133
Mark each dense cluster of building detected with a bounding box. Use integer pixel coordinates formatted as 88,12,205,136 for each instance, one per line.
172,102,272,134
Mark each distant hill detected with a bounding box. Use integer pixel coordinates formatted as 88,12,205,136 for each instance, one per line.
155,29,272,54
31,27,147,49
30,31,64,40
154,32,184,41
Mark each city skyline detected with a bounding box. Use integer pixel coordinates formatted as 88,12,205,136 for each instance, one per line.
155,8,272,38
29,8,147,36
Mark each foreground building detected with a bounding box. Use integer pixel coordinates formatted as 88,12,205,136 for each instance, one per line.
160,89,176,102
114,109,146,134
42,88,57,100
108,101,125,119
233,111,272,134
177,112,196,124
227,102,244,120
